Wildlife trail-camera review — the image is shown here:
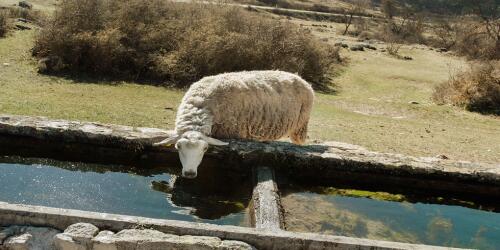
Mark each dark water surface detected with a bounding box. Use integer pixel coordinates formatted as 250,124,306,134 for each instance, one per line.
0,156,250,226
282,189,500,249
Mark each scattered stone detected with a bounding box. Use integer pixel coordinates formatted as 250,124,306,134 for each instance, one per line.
15,24,31,30
334,42,348,48
350,44,365,51
403,56,413,60
436,154,449,160
364,44,377,50
17,18,28,23
2,63,10,67
437,48,448,53
408,101,419,104
18,1,32,9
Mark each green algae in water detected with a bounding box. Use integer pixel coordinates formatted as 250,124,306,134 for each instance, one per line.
282,188,500,249
320,187,407,202
0,156,251,226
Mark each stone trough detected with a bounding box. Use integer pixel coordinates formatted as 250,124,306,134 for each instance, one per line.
0,114,499,249
0,114,499,198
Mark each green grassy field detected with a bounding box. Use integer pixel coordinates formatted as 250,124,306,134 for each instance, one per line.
1,29,499,163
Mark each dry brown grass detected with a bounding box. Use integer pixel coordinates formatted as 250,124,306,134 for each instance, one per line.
33,0,340,89
433,60,500,115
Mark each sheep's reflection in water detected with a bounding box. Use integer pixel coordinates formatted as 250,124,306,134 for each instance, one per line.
151,161,252,220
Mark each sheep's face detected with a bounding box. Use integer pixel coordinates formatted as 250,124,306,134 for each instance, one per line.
154,131,228,179
175,131,209,178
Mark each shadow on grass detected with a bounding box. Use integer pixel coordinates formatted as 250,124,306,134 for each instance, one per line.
40,70,175,87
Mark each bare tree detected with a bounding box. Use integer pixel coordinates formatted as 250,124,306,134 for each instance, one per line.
341,0,369,35
474,1,500,58
381,0,397,19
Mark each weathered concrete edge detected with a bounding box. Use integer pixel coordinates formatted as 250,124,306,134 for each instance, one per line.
1,114,499,193
250,166,284,231
0,202,460,250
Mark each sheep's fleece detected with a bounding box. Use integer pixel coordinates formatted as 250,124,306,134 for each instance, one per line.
175,70,314,143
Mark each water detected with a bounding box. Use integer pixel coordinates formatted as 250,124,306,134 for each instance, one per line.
281,188,500,249
0,156,250,226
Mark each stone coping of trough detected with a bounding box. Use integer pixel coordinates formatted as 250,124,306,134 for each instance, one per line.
0,202,463,250
1,114,498,185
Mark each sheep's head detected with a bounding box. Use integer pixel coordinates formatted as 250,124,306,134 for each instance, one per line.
154,131,228,179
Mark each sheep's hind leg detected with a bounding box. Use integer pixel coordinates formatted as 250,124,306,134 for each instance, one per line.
290,121,308,145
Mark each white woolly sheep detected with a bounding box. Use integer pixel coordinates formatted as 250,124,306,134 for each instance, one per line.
154,70,314,178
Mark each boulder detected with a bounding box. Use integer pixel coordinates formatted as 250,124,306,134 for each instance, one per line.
350,44,365,51
18,1,32,9
0,226,60,250
54,223,99,250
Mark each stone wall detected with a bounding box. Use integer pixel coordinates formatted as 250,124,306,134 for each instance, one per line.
1,223,254,250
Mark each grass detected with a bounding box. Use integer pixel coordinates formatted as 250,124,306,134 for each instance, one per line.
1,29,499,163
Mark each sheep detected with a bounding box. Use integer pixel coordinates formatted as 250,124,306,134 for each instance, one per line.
154,70,314,178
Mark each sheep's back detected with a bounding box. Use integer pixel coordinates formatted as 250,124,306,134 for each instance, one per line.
187,71,314,140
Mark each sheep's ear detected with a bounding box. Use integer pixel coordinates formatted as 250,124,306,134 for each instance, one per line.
204,136,229,146
153,135,180,146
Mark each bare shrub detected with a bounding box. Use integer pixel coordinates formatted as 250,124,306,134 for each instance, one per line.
429,18,499,60
433,61,500,114
34,0,340,89
8,6,45,24
0,10,9,37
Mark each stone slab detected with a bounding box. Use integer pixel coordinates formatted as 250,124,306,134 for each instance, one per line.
250,166,284,231
0,202,459,250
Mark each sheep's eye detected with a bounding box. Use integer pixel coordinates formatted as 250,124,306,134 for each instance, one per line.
176,144,181,149
203,145,208,152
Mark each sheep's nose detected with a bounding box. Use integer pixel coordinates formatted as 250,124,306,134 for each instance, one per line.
182,171,197,179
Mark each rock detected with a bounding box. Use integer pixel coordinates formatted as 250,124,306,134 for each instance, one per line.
220,240,255,250
18,1,32,9
54,223,99,250
408,101,419,104
15,24,31,30
363,44,377,50
437,48,448,53
54,233,85,250
403,56,413,60
436,154,449,160
2,63,10,67
92,231,116,250
350,44,365,51
1,226,59,250
334,42,348,48
64,223,99,242
37,56,64,73
91,229,254,250
3,233,32,250
17,18,28,23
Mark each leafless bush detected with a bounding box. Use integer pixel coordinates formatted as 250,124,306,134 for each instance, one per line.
34,0,340,89
433,60,500,115
0,10,9,37
429,18,499,60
